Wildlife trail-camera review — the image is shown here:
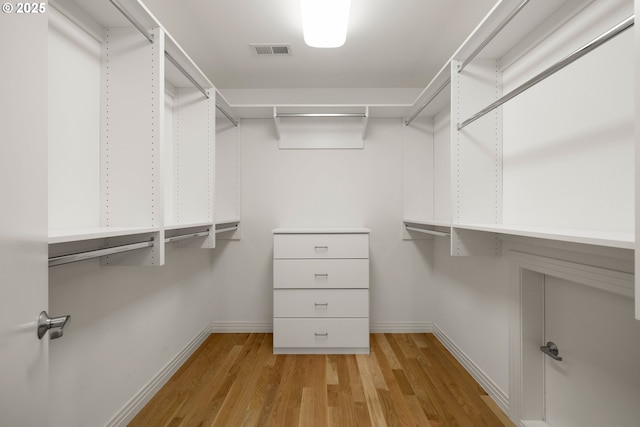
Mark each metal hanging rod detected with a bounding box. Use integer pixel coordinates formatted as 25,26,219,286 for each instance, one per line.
165,230,210,244
405,77,450,126
405,225,451,237
165,52,210,99
107,0,211,101
458,0,531,73
216,104,238,127
276,113,367,118
458,15,634,131
108,0,154,43
215,225,238,234
49,239,154,267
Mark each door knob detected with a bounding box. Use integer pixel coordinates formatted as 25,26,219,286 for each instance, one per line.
37,311,70,340
540,341,562,361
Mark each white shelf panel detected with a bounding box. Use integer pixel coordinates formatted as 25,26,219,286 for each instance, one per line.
164,222,214,231
454,223,634,250
273,228,371,235
215,218,241,226
48,226,159,244
229,104,413,119
403,219,452,228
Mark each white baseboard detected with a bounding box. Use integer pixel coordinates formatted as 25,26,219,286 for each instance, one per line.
210,320,273,332
432,323,509,414
209,321,432,334
106,324,211,427
370,321,433,333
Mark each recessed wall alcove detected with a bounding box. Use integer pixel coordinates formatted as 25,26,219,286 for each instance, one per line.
508,248,640,427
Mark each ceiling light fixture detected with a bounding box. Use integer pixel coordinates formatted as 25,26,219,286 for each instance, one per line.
300,0,351,48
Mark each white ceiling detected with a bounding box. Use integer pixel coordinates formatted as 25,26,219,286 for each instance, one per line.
140,0,498,90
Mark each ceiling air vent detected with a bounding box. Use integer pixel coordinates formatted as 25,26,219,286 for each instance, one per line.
251,44,292,55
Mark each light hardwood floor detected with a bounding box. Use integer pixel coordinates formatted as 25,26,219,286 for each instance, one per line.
130,333,515,427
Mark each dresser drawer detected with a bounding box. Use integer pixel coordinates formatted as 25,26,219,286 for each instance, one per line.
274,289,368,317
274,233,369,259
273,318,369,349
274,259,369,289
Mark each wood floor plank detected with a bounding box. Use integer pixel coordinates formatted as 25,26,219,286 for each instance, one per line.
326,355,339,385
210,333,273,427
346,354,366,403
129,334,515,427
418,337,504,427
373,333,402,369
371,335,420,426
356,354,388,427
481,395,516,427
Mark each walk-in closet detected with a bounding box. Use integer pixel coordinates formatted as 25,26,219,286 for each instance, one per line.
1,0,639,425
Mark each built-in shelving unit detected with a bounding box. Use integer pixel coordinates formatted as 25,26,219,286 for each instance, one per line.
48,0,218,264
402,0,635,254
215,91,242,240
163,31,216,249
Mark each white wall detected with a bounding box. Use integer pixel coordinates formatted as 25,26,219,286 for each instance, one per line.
432,239,511,396
502,0,634,231
49,248,215,427
210,118,434,330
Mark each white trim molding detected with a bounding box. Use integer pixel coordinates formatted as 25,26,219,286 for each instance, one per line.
210,320,273,333
106,325,211,427
432,323,510,413
370,321,433,333
210,321,434,334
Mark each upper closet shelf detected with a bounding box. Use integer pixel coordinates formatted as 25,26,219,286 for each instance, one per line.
273,106,370,141
216,91,239,127
53,0,214,93
404,61,451,125
454,223,634,250
453,0,593,66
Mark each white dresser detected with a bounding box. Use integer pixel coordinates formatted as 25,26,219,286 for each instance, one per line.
272,228,370,354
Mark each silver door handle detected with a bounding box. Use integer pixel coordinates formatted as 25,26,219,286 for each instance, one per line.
540,341,562,361
314,246,328,250
314,273,329,278
37,311,70,340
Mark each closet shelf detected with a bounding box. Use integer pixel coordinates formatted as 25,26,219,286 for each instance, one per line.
404,61,451,125
215,218,241,226
403,219,452,228
453,223,634,250
220,104,413,120
215,221,239,234
164,222,213,231
48,226,159,244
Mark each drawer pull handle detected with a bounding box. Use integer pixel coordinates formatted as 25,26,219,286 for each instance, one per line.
314,302,329,307
314,246,328,250
314,273,329,278
314,332,329,337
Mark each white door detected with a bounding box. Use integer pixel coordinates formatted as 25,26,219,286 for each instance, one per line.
0,7,49,426
544,276,640,427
